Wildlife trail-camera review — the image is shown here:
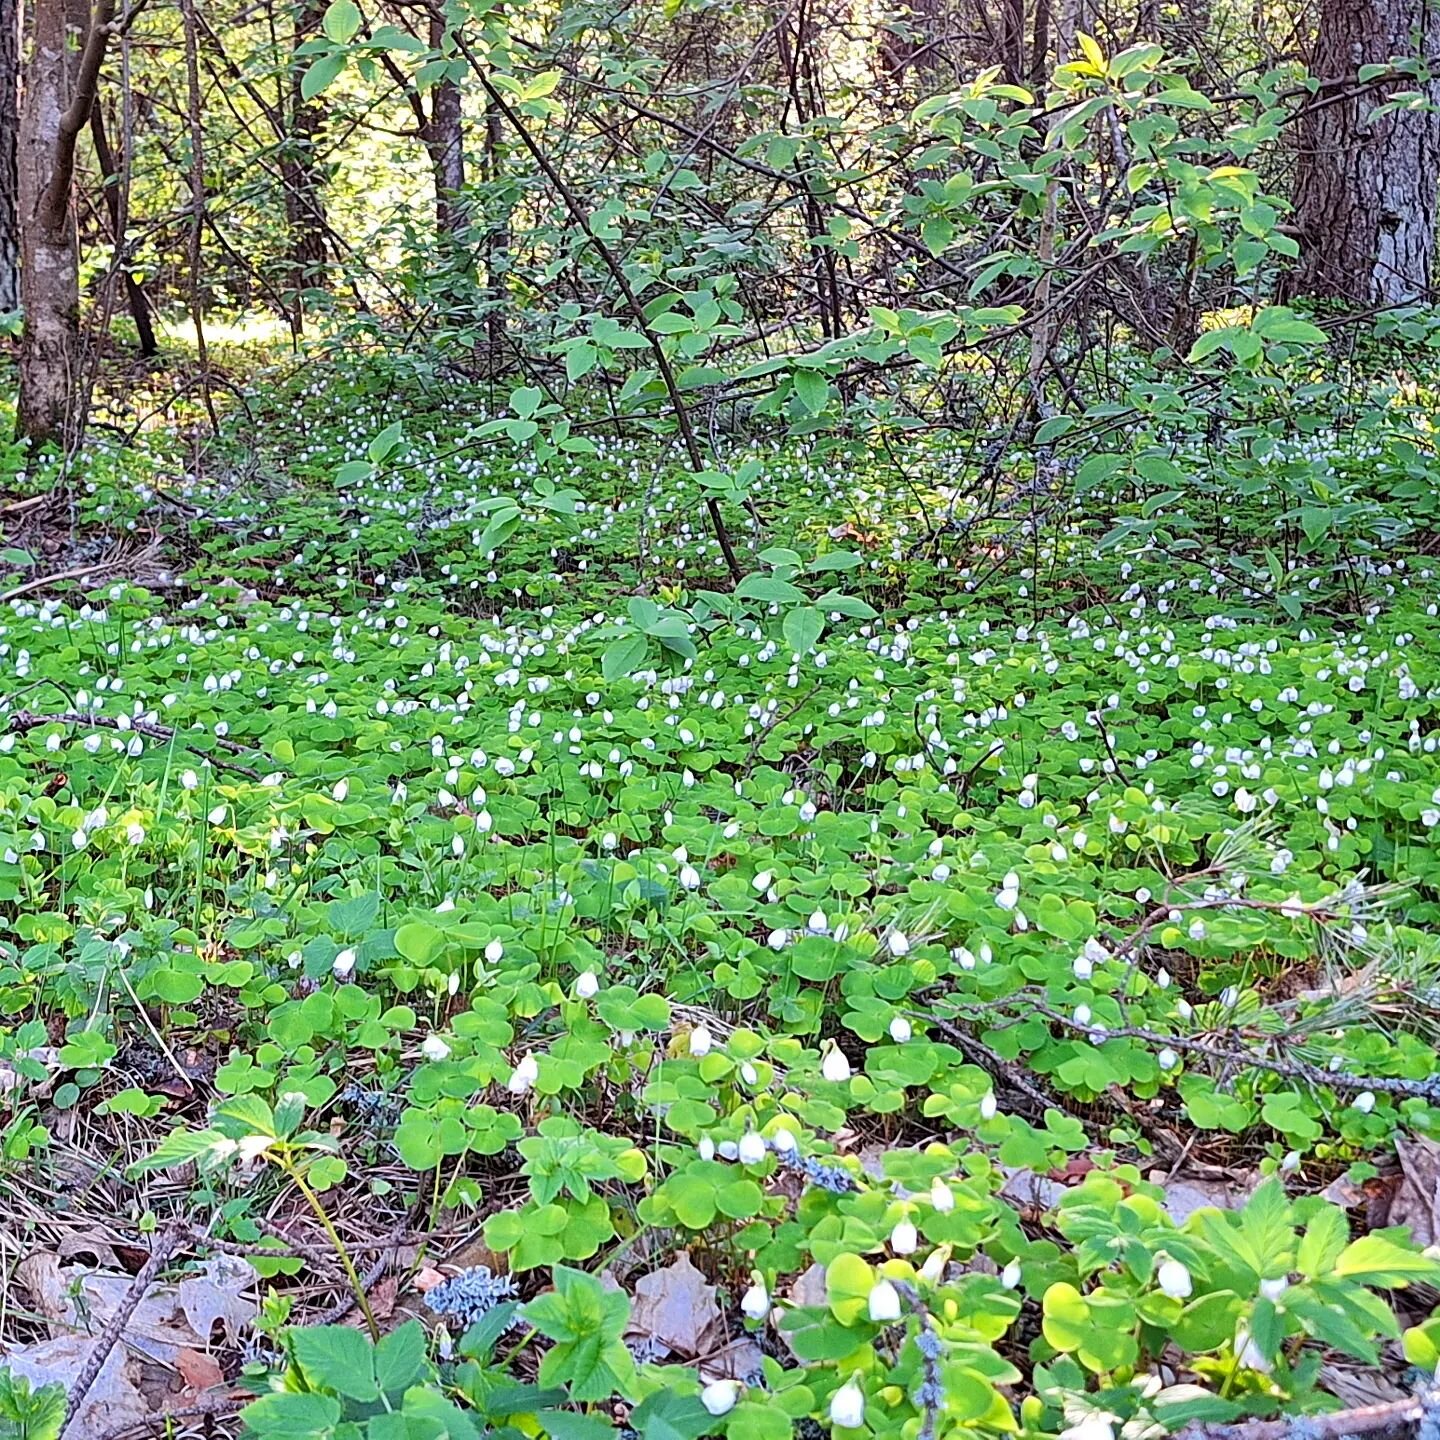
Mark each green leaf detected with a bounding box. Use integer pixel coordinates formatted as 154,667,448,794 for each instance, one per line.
792,369,830,414
1334,1233,1440,1285
301,51,346,100
128,1127,228,1174
736,574,807,605
293,1325,378,1401
782,606,824,654
602,634,650,681
374,1321,428,1394
628,1390,713,1440
240,1393,342,1438
322,0,361,42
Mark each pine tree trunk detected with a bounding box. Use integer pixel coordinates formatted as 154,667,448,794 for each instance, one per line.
1292,0,1440,304
0,0,19,313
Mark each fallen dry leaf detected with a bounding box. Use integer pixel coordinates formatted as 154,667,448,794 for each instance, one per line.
1384,1136,1440,1247
698,1334,765,1385
178,1254,258,1344
625,1252,722,1359
16,1248,257,1363
2,1334,149,1440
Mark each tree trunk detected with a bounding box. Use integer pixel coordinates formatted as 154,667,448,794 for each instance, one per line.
423,14,465,237
283,0,327,299
0,0,18,313
17,0,113,444
89,103,158,357
1291,0,1440,305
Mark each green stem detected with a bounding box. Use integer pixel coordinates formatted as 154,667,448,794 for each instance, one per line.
283,1158,380,1340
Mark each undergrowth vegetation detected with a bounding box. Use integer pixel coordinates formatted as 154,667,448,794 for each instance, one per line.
7,321,1440,1440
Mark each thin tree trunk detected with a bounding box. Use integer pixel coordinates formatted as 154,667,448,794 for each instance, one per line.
423,13,465,238
88,103,157,357
283,0,327,310
1291,0,1440,304
17,0,114,444
0,0,18,313
482,73,508,362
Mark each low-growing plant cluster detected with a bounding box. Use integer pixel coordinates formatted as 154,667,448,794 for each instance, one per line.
6,338,1440,1439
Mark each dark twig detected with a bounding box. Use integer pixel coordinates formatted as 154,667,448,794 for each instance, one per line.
6,709,268,780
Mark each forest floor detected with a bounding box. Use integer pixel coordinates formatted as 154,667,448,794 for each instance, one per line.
4,338,1440,1439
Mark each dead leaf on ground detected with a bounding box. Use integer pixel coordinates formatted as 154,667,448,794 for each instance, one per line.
1,1334,149,1440
1154,1172,1259,1225
1384,1136,1440,1247
15,1248,258,1363
698,1334,764,1385
625,1252,723,1359
178,1254,259,1344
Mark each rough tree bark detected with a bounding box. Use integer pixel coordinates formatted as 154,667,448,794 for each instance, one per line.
423,14,465,237
1291,0,1440,305
283,0,327,300
16,0,114,444
0,0,18,313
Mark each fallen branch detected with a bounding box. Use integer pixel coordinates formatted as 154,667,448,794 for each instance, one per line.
938,995,1440,1100
62,1224,187,1438
1176,1389,1434,1440
5,708,268,780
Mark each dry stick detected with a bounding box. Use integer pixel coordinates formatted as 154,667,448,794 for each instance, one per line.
61,1224,187,1437
940,995,1440,1099
1176,1391,1434,1440
452,48,744,583
6,709,267,779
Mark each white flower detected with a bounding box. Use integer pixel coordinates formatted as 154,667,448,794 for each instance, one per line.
919,1247,949,1283
889,1015,913,1043
830,1377,865,1429
740,1062,759,1086
208,805,227,824
698,1136,716,1161
181,769,198,790
701,1380,740,1417
867,1278,902,1322
507,1051,539,1095
1073,954,1093,980
1061,1415,1115,1440
890,1219,918,1255
484,939,504,962
421,1034,452,1062
979,1092,998,1120
1001,1258,1022,1288
768,928,788,950
996,871,1020,909
333,778,349,802
1259,1276,1289,1302
575,970,600,999
332,948,356,979
741,1277,771,1320
71,828,89,851
689,1025,714,1057
821,1043,852,1083
1073,1004,1092,1026
679,864,701,890
1352,1090,1376,1113
1235,1327,1272,1374
737,1131,767,1165
771,1127,797,1153
753,870,773,891
125,823,145,845
1158,1048,1179,1070
807,908,828,933
1157,1258,1192,1299
930,1177,955,1212
887,929,910,956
